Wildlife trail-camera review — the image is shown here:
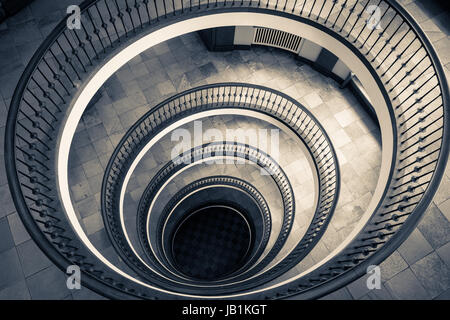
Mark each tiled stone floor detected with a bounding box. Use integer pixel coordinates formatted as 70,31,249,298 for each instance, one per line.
0,0,448,300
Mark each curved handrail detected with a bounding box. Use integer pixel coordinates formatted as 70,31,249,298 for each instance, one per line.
101,83,338,294
155,175,272,280
136,151,278,284
106,139,295,293
4,0,448,299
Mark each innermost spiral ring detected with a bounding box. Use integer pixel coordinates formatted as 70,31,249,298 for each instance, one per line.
170,205,253,281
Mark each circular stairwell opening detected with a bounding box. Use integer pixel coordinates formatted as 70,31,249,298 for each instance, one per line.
170,205,253,281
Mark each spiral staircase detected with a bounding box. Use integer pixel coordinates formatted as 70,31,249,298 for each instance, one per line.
4,0,449,299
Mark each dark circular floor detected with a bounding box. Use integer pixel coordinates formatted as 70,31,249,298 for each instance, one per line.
171,205,252,281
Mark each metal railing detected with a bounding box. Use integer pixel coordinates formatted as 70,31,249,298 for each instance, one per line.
4,0,448,299
107,140,295,292
153,175,272,280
